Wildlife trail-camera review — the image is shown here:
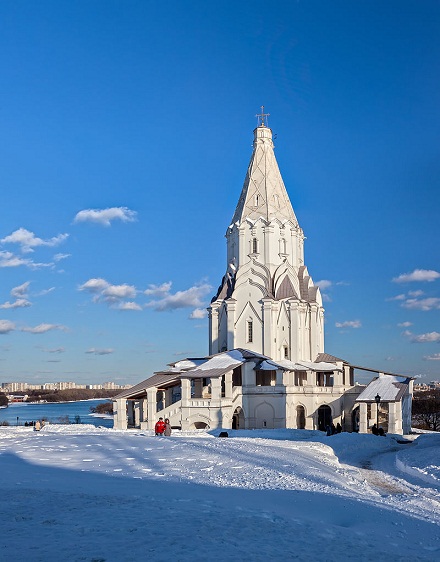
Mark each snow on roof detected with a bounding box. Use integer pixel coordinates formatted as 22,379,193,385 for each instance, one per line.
257,359,341,372
184,350,245,379
356,373,412,402
168,358,207,370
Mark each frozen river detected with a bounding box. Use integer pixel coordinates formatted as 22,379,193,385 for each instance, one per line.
0,399,113,428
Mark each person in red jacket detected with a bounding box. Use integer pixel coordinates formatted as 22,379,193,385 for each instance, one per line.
155,417,166,436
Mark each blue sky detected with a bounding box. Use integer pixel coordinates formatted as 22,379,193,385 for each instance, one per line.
0,1,439,385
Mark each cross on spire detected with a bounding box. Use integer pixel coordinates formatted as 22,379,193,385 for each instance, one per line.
256,105,270,127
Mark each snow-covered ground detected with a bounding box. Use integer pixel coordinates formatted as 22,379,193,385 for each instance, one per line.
0,427,439,561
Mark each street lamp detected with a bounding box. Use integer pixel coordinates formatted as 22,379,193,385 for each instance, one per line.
375,393,381,429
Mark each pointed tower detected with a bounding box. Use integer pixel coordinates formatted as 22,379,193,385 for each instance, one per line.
209,114,325,362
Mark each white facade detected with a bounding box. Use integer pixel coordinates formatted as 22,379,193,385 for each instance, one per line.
209,123,324,363
114,117,411,435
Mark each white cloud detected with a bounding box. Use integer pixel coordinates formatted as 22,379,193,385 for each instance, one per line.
11,281,30,297
144,282,173,296
54,253,71,262
85,348,114,355
74,207,137,227
393,269,440,283
0,251,32,268
424,353,440,361
0,320,16,334
189,308,208,319
37,287,55,296
315,280,332,290
80,277,140,307
402,298,440,311
404,331,440,343
0,251,53,270
386,294,406,302
397,321,412,328
335,320,361,329
408,290,424,297
145,283,212,312
22,324,67,334
79,278,110,294
0,299,31,309
1,228,68,253
102,284,136,301
115,301,142,311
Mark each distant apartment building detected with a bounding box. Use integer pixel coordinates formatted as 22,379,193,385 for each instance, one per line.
103,382,116,389
1,380,130,392
2,382,28,392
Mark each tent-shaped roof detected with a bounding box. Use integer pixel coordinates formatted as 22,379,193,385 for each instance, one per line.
230,125,298,226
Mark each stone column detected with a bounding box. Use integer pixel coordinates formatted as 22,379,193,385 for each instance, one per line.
275,369,283,386
371,402,378,427
305,369,314,386
224,371,233,399
388,401,402,434
289,301,299,363
211,377,222,406
226,299,236,350
181,378,191,404
238,227,246,267
359,402,368,434
209,306,219,355
146,388,157,430
262,298,273,358
113,398,127,430
134,401,140,427
309,303,319,362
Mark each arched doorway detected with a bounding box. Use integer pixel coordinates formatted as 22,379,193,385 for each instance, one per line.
232,407,245,430
317,405,332,432
351,406,360,432
296,405,306,429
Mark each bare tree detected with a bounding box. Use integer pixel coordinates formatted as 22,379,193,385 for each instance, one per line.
412,389,440,432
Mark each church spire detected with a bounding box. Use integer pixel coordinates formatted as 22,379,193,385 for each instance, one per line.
230,111,298,226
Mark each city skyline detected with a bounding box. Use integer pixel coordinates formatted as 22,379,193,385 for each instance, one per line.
0,2,439,384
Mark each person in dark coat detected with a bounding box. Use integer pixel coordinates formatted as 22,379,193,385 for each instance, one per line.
164,418,172,436
336,423,342,433
155,417,166,436
371,424,379,435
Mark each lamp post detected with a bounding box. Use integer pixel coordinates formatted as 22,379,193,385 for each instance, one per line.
375,393,381,429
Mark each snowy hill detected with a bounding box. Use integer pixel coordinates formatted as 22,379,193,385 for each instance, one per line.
0,426,439,561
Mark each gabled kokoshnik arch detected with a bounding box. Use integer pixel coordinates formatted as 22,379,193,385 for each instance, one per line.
113,113,413,434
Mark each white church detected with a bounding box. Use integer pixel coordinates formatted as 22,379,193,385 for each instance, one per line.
114,113,413,435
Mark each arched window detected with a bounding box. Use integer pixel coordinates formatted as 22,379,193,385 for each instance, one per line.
283,346,289,359
254,194,260,207
252,238,258,254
